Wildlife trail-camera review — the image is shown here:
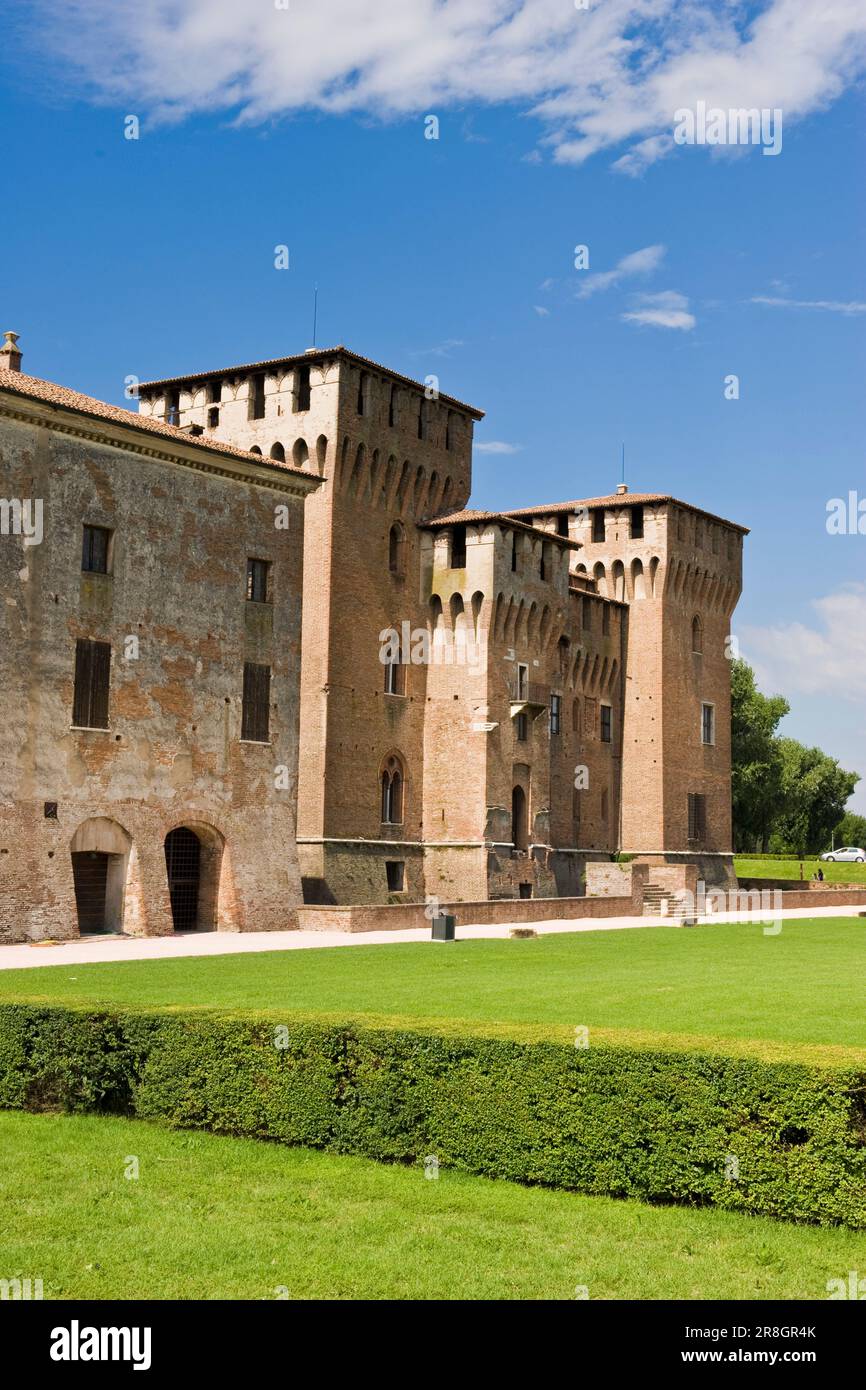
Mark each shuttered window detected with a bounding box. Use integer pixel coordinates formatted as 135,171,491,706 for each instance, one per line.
82,525,111,574
241,662,271,742
688,793,707,842
72,639,111,729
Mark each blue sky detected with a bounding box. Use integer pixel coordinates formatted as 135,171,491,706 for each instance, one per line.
2,0,865,811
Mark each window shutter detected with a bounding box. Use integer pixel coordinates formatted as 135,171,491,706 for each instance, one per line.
90,642,111,728
242,663,271,742
73,639,110,729
72,640,92,727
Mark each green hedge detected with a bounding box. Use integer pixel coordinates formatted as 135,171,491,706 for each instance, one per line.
2,1003,866,1227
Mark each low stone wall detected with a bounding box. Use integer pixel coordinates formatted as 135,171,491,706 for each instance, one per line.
731,885,866,911
297,891,641,934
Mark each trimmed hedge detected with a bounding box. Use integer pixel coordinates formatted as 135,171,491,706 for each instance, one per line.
2,1003,866,1227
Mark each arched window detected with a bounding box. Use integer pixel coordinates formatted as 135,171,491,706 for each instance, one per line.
380,755,404,824
611,560,625,602
388,523,405,576
631,557,645,600
292,438,309,468
269,441,286,462
249,445,262,456
692,614,703,654
315,435,327,474
384,652,405,696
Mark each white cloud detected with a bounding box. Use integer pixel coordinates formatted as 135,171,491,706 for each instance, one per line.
17,0,866,171
741,586,866,702
533,305,550,317
576,244,665,299
751,296,866,315
409,338,464,358
474,440,522,454
621,290,696,331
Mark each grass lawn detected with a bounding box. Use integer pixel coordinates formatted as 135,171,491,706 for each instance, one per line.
1,1111,863,1300
734,856,866,884
1,917,865,1061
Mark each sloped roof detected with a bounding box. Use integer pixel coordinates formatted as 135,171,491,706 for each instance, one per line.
0,370,318,481
138,345,485,419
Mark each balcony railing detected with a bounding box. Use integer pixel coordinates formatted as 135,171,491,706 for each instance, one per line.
511,678,549,708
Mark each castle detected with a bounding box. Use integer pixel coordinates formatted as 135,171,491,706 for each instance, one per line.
136,345,746,906
0,333,745,939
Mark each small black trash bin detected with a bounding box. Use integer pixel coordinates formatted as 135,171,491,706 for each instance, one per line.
431,912,456,941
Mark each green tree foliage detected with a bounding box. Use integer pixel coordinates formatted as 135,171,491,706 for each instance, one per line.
834,811,866,848
730,659,859,854
730,659,788,852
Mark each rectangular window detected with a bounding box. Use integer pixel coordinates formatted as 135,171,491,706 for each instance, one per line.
417,398,426,441
516,663,528,701
600,704,612,744
688,792,707,841
250,372,266,420
701,702,715,745
450,525,466,568
246,557,271,603
206,380,221,404
515,711,528,742
241,662,271,742
165,389,180,425
207,407,219,429
82,525,111,575
72,639,111,729
556,513,569,538
388,384,398,427
591,509,605,543
384,658,405,696
385,860,405,892
550,693,562,735
511,534,518,572
295,365,311,412
630,505,644,539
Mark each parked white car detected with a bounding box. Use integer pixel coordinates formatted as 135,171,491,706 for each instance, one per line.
820,846,866,862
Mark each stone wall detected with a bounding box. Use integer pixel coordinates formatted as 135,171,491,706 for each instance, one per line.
0,394,317,941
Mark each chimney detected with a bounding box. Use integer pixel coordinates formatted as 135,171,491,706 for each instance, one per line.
0,331,22,373
616,483,628,495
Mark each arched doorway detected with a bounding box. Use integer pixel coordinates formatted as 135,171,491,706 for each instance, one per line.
70,817,131,935
164,827,202,931
511,785,528,853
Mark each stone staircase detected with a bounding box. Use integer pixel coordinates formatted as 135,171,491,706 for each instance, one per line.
642,881,694,925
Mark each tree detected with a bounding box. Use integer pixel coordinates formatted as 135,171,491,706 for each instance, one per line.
770,739,860,856
730,658,788,852
833,811,866,848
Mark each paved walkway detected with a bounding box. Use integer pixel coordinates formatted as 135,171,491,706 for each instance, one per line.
0,904,860,970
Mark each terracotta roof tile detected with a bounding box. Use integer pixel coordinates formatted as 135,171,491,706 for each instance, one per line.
0,370,318,480
137,345,485,419
505,494,749,535
421,507,582,548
